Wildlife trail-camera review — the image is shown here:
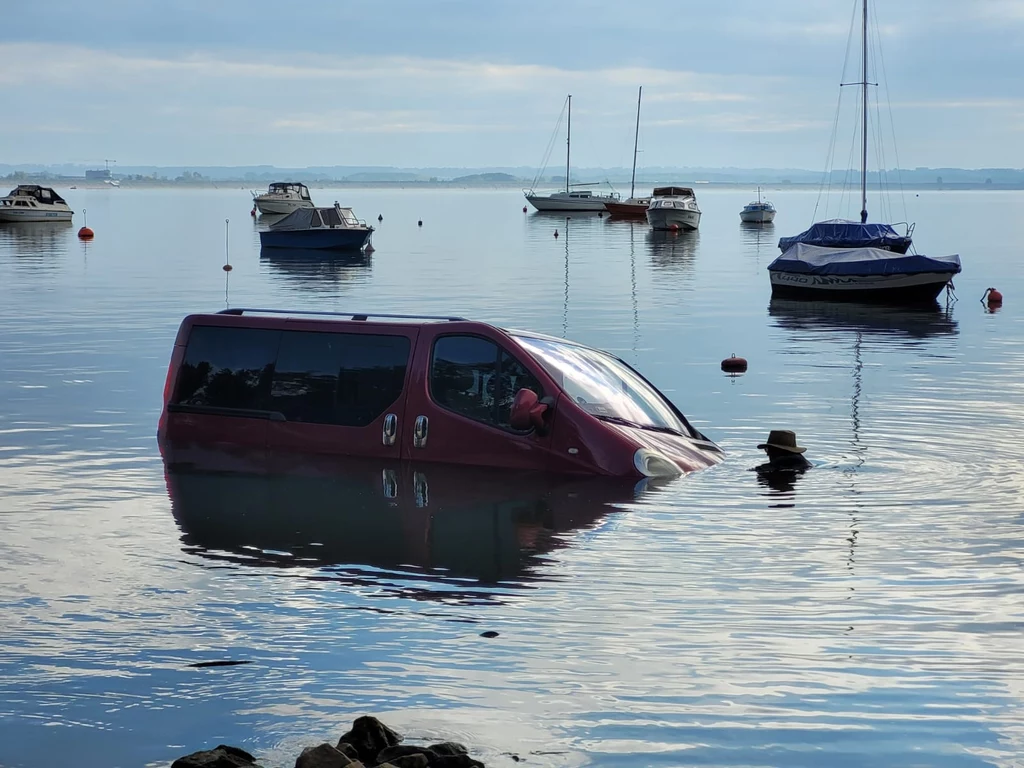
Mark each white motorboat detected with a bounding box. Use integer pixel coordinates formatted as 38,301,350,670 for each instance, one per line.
646,186,701,231
0,185,74,223
739,187,776,223
252,182,315,215
525,95,619,212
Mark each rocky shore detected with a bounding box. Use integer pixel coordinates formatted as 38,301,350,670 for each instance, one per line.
171,716,488,768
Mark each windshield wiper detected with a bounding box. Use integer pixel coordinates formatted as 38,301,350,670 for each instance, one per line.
594,414,688,437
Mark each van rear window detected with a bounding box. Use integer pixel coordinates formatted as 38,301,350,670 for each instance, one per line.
173,325,411,424
174,326,279,410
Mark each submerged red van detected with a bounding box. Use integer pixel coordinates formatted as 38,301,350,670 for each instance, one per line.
157,308,723,478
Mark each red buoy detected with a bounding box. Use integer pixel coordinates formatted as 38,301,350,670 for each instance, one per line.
523,206,528,213
222,264,233,272
77,226,94,240
721,354,748,374
985,287,1003,306
250,207,257,217
670,223,680,231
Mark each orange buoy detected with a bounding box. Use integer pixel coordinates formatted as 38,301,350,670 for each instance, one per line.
721,354,748,374
77,226,94,240
984,287,1003,306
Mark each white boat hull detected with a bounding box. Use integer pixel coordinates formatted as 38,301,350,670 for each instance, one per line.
525,194,616,212
740,209,776,224
0,208,73,223
255,198,315,216
646,207,701,231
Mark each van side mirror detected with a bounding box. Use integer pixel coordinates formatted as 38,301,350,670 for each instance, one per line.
509,388,549,432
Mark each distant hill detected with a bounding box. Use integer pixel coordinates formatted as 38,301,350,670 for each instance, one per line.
451,172,521,183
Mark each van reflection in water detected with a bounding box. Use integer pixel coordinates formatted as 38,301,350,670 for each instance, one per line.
162,444,650,594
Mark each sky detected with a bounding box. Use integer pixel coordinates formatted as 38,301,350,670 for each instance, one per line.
3,0,1024,170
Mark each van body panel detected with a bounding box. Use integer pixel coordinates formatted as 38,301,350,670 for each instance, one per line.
401,322,561,470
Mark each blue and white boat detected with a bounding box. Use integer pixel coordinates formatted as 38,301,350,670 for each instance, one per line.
778,219,912,254
739,187,776,224
767,243,960,304
259,204,373,251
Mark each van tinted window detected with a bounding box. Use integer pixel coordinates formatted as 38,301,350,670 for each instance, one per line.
430,336,542,428
270,331,410,426
174,325,279,410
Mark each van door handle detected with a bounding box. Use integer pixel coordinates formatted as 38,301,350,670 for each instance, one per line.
382,413,397,446
413,415,428,448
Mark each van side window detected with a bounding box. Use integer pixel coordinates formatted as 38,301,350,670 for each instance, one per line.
270,331,410,426
174,326,279,410
430,336,542,428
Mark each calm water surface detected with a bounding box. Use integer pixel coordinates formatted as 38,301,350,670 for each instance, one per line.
1,187,1022,767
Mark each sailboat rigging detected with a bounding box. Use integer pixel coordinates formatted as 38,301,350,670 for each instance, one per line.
777,0,913,253
525,95,619,212
605,86,654,218
767,0,962,304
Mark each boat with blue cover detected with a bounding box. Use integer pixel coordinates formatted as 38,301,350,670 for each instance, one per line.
778,219,912,253
259,203,373,251
767,244,960,304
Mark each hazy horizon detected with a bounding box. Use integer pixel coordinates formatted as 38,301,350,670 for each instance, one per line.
4,1,1024,171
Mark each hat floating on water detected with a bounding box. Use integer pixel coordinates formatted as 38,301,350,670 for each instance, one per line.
757,430,806,454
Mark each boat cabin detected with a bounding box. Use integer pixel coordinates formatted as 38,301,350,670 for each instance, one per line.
158,308,723,478
652,187,696,198
265,182,312,200
1,185,69,207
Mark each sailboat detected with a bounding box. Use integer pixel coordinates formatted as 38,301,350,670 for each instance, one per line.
777,0,913,254
605,86,652,218
524,95,619,212
767,0,960,304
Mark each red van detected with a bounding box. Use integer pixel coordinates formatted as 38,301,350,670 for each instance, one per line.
157,308,723,478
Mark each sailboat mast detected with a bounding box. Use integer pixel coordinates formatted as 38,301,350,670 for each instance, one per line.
630,86,642,200
566,94,572,194
860,0,868,223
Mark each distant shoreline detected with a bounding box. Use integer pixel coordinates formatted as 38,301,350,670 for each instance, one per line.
5,179,1024,192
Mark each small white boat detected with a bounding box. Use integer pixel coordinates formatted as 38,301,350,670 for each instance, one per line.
525,95,619,213
0,185,74,223
252,182,315,215
739,187,776,223
646,186,701,231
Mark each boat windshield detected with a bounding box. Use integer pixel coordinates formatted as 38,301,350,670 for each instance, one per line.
513,334,697,437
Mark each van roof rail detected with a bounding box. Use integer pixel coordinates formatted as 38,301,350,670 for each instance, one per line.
217,308,468,322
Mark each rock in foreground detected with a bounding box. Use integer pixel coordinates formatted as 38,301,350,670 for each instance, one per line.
174,715,487,768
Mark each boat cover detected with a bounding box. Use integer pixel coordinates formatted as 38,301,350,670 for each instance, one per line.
269,206,365,231
768,243,961,276
778,219,909,251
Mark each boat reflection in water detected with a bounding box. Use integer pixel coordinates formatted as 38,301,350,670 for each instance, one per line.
259,246,371,290
647,228,699,273
767,298,958,340
162,445,650,597
0,220,74,260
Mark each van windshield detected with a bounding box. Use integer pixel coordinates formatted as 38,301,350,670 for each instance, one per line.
513,334,696,437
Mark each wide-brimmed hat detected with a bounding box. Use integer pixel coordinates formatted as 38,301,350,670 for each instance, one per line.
757,429,806,454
